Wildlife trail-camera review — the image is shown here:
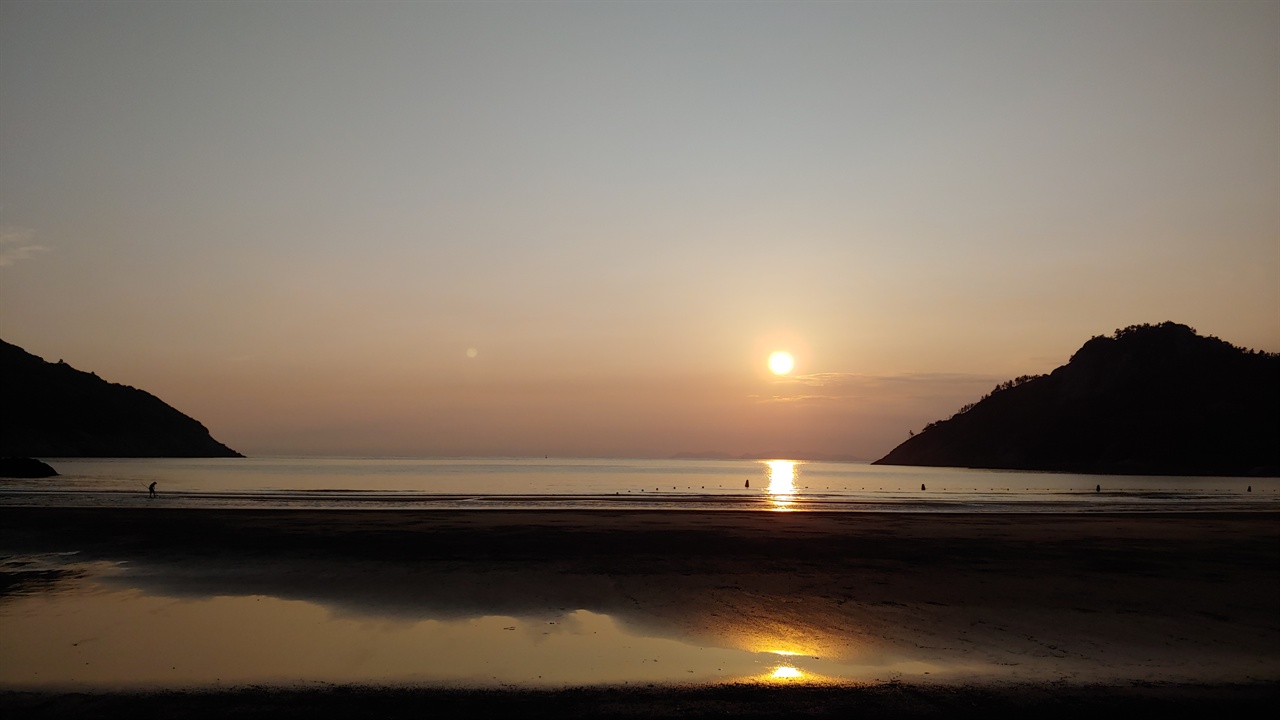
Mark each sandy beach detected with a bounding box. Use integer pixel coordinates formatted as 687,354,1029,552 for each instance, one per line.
2,507,1278,716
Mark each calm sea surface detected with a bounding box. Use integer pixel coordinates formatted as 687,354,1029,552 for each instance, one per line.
1,457,1274,512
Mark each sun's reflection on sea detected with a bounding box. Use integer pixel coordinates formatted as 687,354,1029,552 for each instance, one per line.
764,459,799,511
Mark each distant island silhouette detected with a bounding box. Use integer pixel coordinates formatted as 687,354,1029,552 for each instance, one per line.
1,339,242,458
874,322,1279,477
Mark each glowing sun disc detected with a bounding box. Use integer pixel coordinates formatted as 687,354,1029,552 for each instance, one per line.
768,351,794,376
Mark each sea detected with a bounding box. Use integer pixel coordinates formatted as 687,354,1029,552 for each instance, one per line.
2,456,1274,512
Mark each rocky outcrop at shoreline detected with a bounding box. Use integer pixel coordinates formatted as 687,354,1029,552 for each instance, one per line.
0,457,58,478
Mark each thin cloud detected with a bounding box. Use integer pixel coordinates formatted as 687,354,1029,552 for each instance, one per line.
753,372,1002,405
0,226,49,267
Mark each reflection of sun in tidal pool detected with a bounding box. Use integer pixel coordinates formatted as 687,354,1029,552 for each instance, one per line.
768,351,794,375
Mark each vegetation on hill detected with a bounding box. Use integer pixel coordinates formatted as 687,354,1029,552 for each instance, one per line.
874,322,1279,476
0,339,242,458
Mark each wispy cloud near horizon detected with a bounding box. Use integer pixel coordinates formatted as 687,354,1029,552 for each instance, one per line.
753,372,1004,406
0,226,48,267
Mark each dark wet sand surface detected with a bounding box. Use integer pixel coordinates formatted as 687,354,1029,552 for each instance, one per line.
2,507,1277,716
4,682,1278,718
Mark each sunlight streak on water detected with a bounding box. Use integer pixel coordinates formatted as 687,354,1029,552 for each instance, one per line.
764,459,798,511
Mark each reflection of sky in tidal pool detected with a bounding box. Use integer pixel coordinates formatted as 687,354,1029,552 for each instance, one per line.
0,557,955,689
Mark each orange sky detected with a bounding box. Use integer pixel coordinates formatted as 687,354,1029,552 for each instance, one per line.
2,2,1277,458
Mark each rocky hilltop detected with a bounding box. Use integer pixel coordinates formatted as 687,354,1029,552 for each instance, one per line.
0,339,242,458
874,323,1279,476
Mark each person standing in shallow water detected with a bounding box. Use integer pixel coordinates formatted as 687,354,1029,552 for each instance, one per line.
148,481,157,498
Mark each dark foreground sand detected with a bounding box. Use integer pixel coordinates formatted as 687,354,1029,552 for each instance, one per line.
4,682,1277,719
2,507,1278,717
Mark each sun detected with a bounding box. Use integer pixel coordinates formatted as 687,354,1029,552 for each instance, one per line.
768,351,794,376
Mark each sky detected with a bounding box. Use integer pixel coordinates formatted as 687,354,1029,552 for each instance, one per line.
2,1,1277,459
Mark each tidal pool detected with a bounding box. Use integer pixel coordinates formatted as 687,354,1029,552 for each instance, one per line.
0,554,955,689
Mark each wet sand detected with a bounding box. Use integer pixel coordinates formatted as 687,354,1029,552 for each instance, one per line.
4,682,1277,718
2,507,1278,716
